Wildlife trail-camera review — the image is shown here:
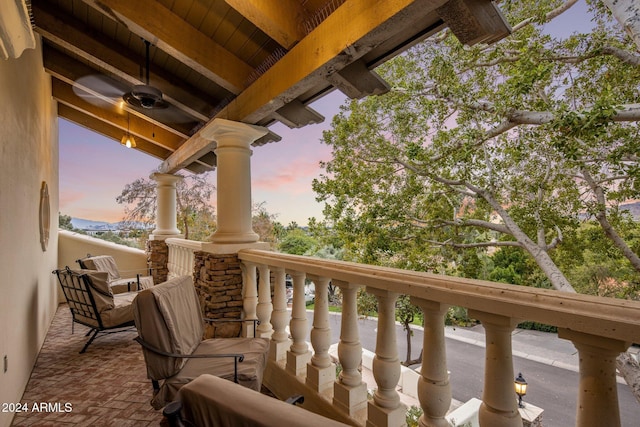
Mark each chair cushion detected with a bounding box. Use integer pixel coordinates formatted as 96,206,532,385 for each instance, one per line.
81,255,122,281
132,276,202,381
177,374,350,427
100,291,137,328
151,337,270,410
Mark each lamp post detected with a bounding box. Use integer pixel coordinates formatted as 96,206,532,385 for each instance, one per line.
514,372,528,408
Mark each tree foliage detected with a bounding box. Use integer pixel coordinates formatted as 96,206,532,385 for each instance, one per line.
116,172,216,240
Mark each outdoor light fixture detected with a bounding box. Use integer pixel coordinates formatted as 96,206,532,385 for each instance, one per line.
515,372,528,408
120,112,136,148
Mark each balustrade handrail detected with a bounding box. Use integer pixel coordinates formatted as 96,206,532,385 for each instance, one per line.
238,249,640,344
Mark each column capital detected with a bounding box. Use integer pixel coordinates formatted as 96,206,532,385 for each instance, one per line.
201,118,268,147
149,172,183,184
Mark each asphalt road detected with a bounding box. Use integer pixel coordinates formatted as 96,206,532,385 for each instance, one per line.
304,311,640,427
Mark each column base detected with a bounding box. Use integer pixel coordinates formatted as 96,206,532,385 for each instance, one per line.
269,339,292,362
333,381,368,416
478,402,522,427
366,401,407,427
306,363,336,393
210,231,260,245
286,350,311,377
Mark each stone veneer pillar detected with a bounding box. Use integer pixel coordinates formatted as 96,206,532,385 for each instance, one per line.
147,173,184,284
200,119,268,244
193,251,244,338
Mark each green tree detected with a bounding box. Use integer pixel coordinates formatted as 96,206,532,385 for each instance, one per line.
116,172,216,240
278,228,318,255
313,0,640,396
58,213,75,231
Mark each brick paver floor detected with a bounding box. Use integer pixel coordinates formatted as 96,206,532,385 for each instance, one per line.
11,304,164,426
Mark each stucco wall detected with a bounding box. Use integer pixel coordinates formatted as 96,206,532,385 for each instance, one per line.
0,37,59,427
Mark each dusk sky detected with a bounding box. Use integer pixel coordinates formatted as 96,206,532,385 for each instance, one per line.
58,1,591,227
59,90,347,226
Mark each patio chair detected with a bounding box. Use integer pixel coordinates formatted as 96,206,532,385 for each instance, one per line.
163,374,350,427
132,275,270,410
53,267,138,353
77,254,154,293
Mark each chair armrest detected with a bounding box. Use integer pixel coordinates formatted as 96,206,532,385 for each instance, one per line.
133,337,245,382
203,318,260,336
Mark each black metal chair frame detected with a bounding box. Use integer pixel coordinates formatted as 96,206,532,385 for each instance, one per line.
53,268,135,353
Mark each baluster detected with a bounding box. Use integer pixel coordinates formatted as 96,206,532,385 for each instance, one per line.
307,276,335,392
411,298,451,427
334,281,367,416
269,266,291,361
240,261,258,337
367,288,406,427
469,310,522,427
287,271,311,376
558,329,628,427
256,263,273,338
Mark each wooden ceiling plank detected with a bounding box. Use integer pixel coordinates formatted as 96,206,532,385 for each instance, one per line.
43,45,193,139
82,0,254,94
224,0,307,49
51,77,185,152
58,103,172,160
33,2,214,122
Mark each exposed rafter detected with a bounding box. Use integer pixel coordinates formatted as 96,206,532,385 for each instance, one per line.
81,0,254,94
224,0,308,49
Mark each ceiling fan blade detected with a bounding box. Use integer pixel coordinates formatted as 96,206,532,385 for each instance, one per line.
73,74,128,101
128,102,200,124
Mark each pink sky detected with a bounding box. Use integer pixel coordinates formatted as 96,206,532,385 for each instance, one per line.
59,90,346,226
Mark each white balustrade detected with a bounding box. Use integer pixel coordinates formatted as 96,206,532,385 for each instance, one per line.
236,249,639,427
287,271,311,376
269,266,291,360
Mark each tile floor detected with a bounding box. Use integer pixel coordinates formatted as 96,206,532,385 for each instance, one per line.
11,304,164,426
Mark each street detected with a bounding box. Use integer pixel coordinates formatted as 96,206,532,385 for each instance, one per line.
303,311,640,427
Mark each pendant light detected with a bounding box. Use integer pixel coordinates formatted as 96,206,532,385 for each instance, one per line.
121,112,136,148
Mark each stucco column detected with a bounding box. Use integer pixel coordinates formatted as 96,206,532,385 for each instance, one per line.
150,173,183,239
200,118,268,244
470,310,523,427
558,329,629,427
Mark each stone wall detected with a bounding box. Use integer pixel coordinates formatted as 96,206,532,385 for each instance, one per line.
146,239,168,284
193,251,244,338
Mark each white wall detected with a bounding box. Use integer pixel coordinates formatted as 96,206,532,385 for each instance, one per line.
0,36,59,427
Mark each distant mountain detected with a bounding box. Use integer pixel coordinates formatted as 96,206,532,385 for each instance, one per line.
621,201,640,220
70,217,152,230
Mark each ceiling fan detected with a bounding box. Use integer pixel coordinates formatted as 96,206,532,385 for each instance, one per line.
73,39,194,124
122,39,169,110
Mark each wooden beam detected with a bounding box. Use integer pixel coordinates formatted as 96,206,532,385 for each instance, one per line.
214,0,446,123
33,2,214,122
325,59,390,99
58,103,172,160
82,0,254,94
52,78,185,152
224,0,308,49
161,0,448,173
436,0,511,46
273,99,324,128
